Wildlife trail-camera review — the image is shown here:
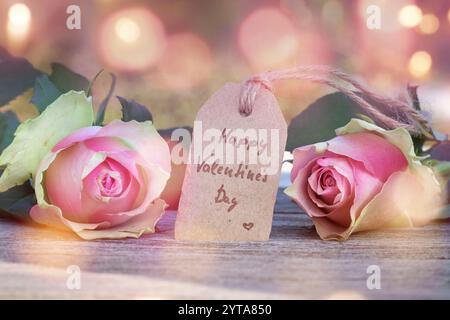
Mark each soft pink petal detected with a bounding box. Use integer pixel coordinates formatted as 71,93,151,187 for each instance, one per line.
288,159,335,218
291,145,331,182
95,120,171,174
287,155,358,231
320,198,354,227
52,126,101,152
30,204,110,233
349,161,384,221
45,143,96,221
80,160,139,226
75,198,167,240
307,185,339,209
327,132,408,182
311,161,384,240
316,157,355,185
83,136,130,153
354,166,442,233
106,150,142,184
30,198,167,240
308,166,349,206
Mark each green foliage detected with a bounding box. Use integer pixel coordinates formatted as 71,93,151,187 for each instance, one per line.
0,111,19,154
287,92,365,151
118,96,153,123
0,49,41,107
0,91,94,192
48,63,89,94
30,63,90,113
30,75,61,112
0,176,35,222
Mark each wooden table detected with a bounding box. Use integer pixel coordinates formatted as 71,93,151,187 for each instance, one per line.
0,189,449,299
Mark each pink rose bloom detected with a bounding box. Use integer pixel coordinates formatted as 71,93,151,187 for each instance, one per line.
285,119,442,240
30,120,171,240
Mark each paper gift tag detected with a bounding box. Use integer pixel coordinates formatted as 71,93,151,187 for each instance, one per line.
175,82,287,241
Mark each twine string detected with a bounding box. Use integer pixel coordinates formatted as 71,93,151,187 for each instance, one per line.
239,65,430,136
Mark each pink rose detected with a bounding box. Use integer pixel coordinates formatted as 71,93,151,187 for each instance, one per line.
30,120,171,240
285,119,442,240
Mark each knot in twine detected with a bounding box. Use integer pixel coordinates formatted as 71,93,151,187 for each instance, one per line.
239,74,274,117
238,65,431,136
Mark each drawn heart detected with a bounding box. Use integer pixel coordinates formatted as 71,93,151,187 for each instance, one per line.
243,222,254,231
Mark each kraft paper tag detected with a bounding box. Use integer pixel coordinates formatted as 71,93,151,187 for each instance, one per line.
175,82,287,241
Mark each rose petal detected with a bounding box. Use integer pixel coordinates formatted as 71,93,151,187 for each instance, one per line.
52,126,101,152
81,159,137,221
286,161,323,218
349,161,383,218
327,132,407,182
285,159,344,218
45,143,97,220
72,198,167,240
30,198,166,240
353,166,442,233
95,120,171,174
106,150,142,184
31,120,171,240
336,118,418,167
310,161,383,240
290,143,329,182
30,203,110,234
83,136,131,153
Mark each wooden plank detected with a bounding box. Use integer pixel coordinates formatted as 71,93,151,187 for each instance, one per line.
0,189,449,299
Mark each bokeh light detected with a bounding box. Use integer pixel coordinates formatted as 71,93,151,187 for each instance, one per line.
238,8,300,70
156,32,213,90
408,50,432,78
419,84,450,136
8,3,30,27
6,3,31,49
356,0,415,78
114,17,141,44
398,5,423,28
419,14,439,35
97,7,166,72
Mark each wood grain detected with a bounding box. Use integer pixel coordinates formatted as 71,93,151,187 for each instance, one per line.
0,189,449,299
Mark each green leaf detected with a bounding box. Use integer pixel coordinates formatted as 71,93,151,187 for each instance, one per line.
49,63,89,95
30,74,62,112
31,63,93,113
287,92,365,151
118,96,153,123
0,111,20,153
0,176,35,221
95,73,117,126
0,91,94,192
158,126,193,139
0,48,42,106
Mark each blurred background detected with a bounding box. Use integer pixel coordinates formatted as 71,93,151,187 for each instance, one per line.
0,0,449,134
